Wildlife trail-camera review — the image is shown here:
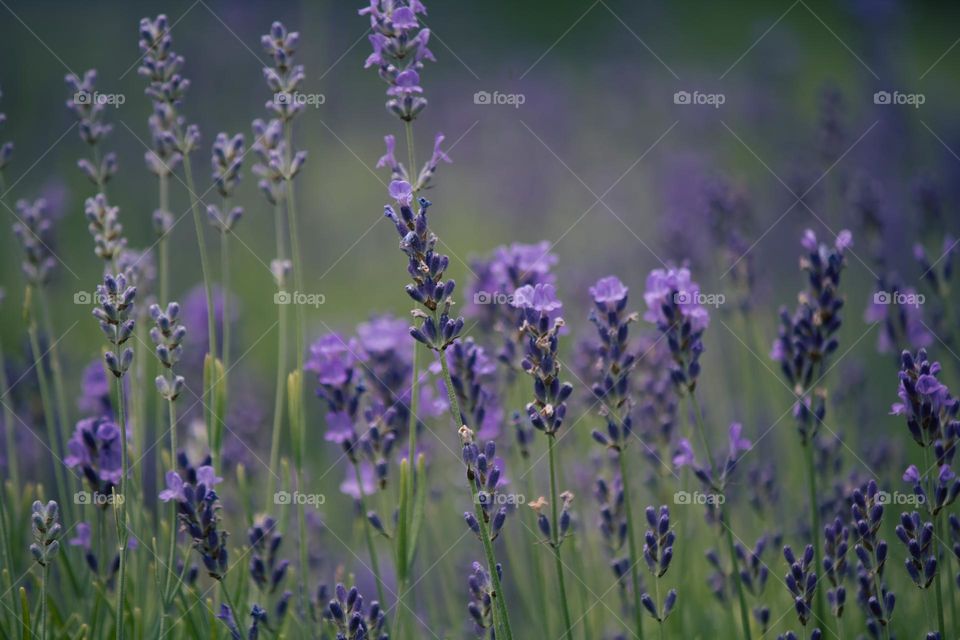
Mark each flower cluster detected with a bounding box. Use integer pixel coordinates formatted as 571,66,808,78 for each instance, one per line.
640,505,678,622
466,561,499,637
734,535,776,633
588,276,639,450
218,604,267,640
673,424,751,522
360,0,433,121
512,283,573,435
308,333,366,421
593,475,629,586
29,500,61,567
64,416,122,498
446,338,501,440
903,464,960,516
850,480,895,631
643,266,709,393
322,583,387,640
83,194,126,264
261,21,306,123
12,198,56,285
138,15,200,156
895,512,937,589
530,492,574,546
248,515,293,625
93,273,137,378
772,230,852,439
461,431,510,542
822,516,849,619
150,302,187,401
64,69,118,183
376,132,450,194
783,544,818,626
356,315,414,433
892,349,959,463
383,190,464,351
159,464,229,579
207,132,245,233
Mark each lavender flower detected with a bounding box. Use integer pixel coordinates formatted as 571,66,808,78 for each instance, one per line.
29,500,61,567
207,132,245,232
822,517,849,619
383,189,464,351
64,416,123,497
356,315,414,433
850,480,895,630
249,515,292,624
892,349,959,462
511,284,573,435
895,512,937,588
734,535,776,633
783,544,818,626
466,561,501,637
772,229,851,441
159,464,229,579
92,273,136,378
322,583,387,640
587,275,639,450
307,333,366,421
639,505,678,622
65,69,118,184
460,431,511,542
219,604,268,640
643,267,709,393
82,194,126,263
251,118,286,205
593,475,629,585
150,302,186,401
445,338,501,441
360,0,433,121
12,198,57,285
261,22,306,123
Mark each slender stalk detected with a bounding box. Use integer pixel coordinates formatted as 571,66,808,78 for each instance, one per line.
394,341,421,640
921,445,947,640
0,336,20,498
220,197,232,375
437,355,514,640
547,433,575,640
163,399,179,599
802,439,827,633
690,393,752,640
114,376,130,640
179,151,218,464
40,564,48,640
617,450,645,640
265,200,288,506
354,463,388,608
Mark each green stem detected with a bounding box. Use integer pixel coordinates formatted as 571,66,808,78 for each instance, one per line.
163,399,178,600
437,355,514,640
690,393,752,640
395,341,421,640
40,563,48,640
221,230,231,375
114,376,129,640
802,439,826,634
404,122,417,185
179,152,218,465
354,462,388,608
265,199,288,507
921,445,947,640
0,335,20,500
617,450,645,640
547,433,575,640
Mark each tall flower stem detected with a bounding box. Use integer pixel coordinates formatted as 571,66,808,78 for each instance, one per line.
162,398,179,599
25,294,70,512
40,563,48,640
547,432,575,640
113,376,130,640
0,333,19,499
437,354,514,640
690,393,752,640
617,449,645,640
801,437,826,632
354,463,388,609
265,200,288,506
180,152,219,465
221,227,232,374
921,445,947,640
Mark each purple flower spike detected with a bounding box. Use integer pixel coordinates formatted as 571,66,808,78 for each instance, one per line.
589,275,628,305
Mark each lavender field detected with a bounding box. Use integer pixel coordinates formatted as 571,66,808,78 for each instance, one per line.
2,1,960,638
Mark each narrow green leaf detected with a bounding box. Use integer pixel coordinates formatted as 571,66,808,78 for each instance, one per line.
19,586,30,640
407,453,428,570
